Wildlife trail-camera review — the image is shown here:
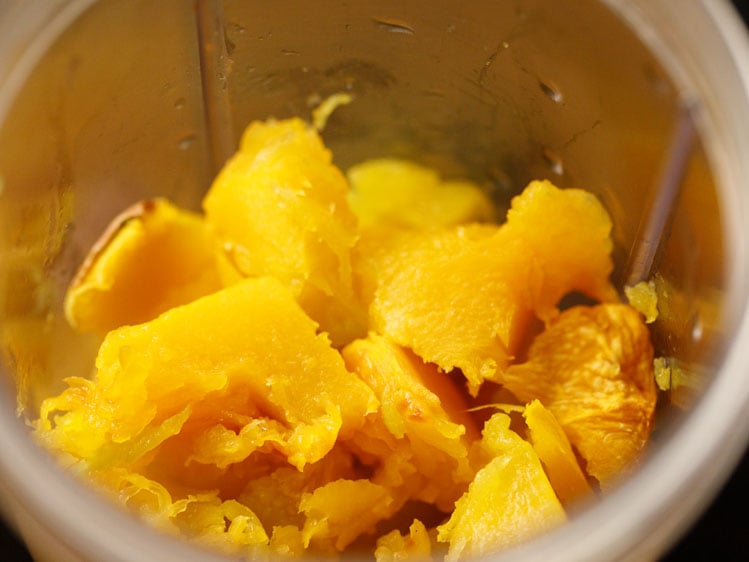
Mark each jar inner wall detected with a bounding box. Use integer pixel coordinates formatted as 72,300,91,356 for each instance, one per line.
0,0,736,561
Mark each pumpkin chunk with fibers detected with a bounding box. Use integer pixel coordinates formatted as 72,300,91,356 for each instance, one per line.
89,471,269,556
38,277,378,473
300,479,395,552
202,118,365,347
523,400,592,504
503,304,656,487
375,519,432,562
347,158,497,229
172,496,269,555
352,223,497,316
502,180,618,321
370,180,617,394
64,198,223,333
437,413,565,561
238,445,359,532
342,333,476,510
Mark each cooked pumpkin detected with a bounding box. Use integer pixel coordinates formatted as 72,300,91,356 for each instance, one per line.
436,413,566,561
369,180,617,395
64,198,223,333
502,304,656,487
33,112,658,560
202,118,365,347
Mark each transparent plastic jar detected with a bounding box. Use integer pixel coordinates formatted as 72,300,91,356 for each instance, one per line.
0,1,748,561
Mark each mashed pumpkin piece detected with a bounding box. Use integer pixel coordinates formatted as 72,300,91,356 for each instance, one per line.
33,113,661,560
347,158,497,229
437,413,566,561
39,277,378,473
370,180,617,394
300,479,395,551
238,444,359,531
88,471,270,554
503,304,656,487
375,519,432,561
625,280,658,324
523,400,591,504
64,198,223,333
342,334,476,510
203,118,365,347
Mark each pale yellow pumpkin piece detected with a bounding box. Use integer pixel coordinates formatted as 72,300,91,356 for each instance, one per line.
624,280,658,324
523,400,592,504
375,519,432,562
300,479,395,551
90,470,269,556
38,277,378,472
97,470,184,530
174,497,269,555
239,445,360,530
503,304,656,487
203,118,365,346
370,180,617,395
188,417,289,469
341,414,419,500
64,198,223,334
269,525,306,558
347,158,497,229
437,413,565,561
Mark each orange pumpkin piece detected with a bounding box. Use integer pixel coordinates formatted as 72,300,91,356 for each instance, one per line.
437,413,566,561
347,158,497,229
523,400,592,504
38,277,378,473
352,223,497,315
342,333,476,509
370,180,617,394
202,118,365,347
503,304,656,487
64,198,223,333
502,180,618,321
375,519,432,562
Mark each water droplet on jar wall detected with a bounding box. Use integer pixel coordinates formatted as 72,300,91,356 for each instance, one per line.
690,312,703,342
174,97,186,109
539,80,563,104
228,22,246,34
373,17,415,35
542,148,564,175
178,134,197,150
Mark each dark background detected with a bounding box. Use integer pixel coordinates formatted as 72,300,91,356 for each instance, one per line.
2,1,749,560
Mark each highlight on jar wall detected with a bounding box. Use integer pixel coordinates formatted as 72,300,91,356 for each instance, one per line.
0,1,748,561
